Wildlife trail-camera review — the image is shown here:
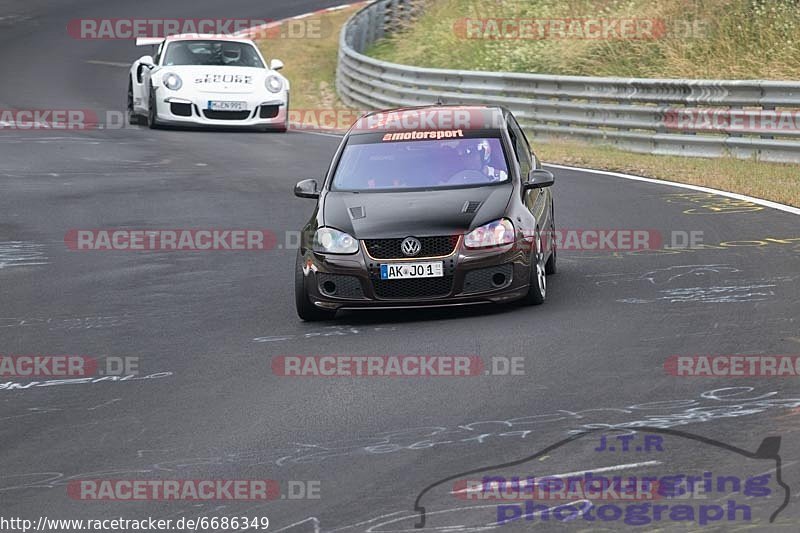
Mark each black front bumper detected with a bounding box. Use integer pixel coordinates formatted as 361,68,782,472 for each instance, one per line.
300,238,533,310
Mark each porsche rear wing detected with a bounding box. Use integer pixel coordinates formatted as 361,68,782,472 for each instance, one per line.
135,37,165,47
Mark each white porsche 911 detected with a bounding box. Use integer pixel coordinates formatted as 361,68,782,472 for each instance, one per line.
127,34,289,131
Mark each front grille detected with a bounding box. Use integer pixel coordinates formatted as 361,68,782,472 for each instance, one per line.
373,276,454,299
462,264,513,294
170,102,192,117
364,236,459,259
259,105,280,119
317,273,364,299
202,110,250,120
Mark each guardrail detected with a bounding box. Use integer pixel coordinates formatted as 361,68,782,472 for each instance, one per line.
336,0,800,163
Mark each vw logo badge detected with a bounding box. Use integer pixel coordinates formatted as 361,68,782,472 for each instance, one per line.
401,237,422,257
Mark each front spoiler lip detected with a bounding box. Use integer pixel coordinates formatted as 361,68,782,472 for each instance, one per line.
333,301,492,310
152,117,287,128
313,286,530,311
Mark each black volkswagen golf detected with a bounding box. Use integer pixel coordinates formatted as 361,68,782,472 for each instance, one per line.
293,105,556,321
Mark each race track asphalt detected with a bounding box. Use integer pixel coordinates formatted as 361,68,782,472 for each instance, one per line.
1,1,799,531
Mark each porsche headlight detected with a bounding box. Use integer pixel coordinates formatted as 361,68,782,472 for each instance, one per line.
163,72,182,91
464,219,515,249
266,75,284,93
313,228,358,254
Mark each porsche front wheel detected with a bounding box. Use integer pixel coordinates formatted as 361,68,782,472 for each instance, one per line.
147,87,159,129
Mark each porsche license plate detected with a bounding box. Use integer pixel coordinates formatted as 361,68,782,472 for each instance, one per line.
207,100,247,111
380,262,444,280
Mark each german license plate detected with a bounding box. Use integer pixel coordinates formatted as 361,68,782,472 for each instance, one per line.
207,100,247,111
380,262,443,280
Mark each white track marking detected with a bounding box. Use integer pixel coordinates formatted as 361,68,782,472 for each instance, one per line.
85,60,130,67
544,163,800,216
271,517,321,533
293,129,346,138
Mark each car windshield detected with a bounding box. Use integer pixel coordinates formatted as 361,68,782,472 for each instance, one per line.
332,136,509,191
162,40,264,67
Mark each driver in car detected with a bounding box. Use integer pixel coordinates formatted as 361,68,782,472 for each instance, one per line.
222,44,244,66
459,140,507,181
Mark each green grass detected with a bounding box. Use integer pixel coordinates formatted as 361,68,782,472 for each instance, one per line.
256,6,360,112
369,0,800,80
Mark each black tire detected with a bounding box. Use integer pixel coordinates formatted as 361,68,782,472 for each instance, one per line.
521,230,546,306
125,78,139,125
545,204,557,275
127,79,144,126
295,252,336,321
147,87,159,129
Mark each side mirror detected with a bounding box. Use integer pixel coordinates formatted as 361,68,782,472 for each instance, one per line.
139,55,155,68
524,169,555,190
269,59,284,71
294,179,319,199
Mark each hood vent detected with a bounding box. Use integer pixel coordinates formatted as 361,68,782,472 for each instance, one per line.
462,201,482,214
349,206,366,220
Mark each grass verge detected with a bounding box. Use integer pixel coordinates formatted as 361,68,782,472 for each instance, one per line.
256,5,360,122
368,0,800,80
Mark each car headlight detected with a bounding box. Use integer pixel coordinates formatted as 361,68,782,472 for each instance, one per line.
464,219,515,249
163,73,182,91
313,228,358,254
266,75,284,93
